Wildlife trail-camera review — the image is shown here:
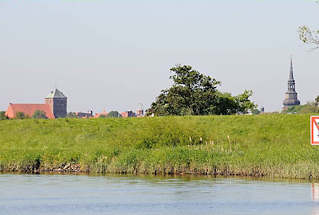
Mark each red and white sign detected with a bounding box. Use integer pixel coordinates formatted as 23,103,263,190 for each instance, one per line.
311,116,319,145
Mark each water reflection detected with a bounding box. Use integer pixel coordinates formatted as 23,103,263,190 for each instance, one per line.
312,183,319,215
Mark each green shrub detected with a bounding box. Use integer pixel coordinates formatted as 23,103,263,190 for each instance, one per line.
0,111,8,120
16,112,27,119
67,112,77,118
106,111,121,118
32,110,48,119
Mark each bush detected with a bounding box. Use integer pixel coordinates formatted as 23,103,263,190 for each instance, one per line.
251,109,261,115
0,111,8,120
32,110,48,119
107,111,121,118
67,112,78,118
283,103,319,114
16,112,27,119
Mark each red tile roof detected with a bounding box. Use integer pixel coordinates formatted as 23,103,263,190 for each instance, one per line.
5,104,55,119
121,112,128,118
94,111,108,118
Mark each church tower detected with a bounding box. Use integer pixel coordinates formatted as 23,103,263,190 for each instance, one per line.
283,59,300,110
45,89,67,118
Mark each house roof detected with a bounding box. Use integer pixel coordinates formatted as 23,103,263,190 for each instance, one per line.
46,89,67,99
94,111,108,118
5,104,55,119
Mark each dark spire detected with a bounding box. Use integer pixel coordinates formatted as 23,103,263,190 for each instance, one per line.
283,57,300,109
289,58,294,80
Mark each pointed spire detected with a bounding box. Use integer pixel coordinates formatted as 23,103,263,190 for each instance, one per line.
283,57,300,109
289,57,294,80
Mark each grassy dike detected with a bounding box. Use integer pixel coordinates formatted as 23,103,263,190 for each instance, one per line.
0,114,318,179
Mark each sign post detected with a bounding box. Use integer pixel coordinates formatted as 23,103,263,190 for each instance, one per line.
311,116,319,145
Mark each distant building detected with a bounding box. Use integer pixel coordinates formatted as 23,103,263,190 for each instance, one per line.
95,110,108,118
45,89,67,118
136,109,144,117
283,59,300,110
5,88,67,119
6,103,55,119
120,109,145,118
121,110,136,118
76,111,93,118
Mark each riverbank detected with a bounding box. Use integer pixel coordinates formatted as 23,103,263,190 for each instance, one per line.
0,114,317,179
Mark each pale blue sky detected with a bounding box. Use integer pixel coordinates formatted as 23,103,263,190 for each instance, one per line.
0,0,318,113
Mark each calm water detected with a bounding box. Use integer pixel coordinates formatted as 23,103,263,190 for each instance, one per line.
1,174,319,215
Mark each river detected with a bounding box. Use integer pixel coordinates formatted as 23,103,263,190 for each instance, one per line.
1,174,318,215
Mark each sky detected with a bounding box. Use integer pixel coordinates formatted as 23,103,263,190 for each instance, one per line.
0,0,318,113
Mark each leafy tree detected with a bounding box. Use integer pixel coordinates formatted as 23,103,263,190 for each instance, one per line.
299,2,319,48
299,26,319,48
251,108,261,115
67,112,78,118
106,111,121,118
315,96,319,106
0,111,8,120
32,110,48,119
148,65,256,116
16,112,27,119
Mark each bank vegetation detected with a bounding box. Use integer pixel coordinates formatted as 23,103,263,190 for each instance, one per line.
0,114,317,179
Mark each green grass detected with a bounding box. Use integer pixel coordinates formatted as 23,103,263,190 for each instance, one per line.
0,114,318,179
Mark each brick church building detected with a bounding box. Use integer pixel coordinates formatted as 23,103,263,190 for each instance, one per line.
5,89,67,119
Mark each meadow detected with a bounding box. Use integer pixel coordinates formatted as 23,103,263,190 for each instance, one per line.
0,114,318,179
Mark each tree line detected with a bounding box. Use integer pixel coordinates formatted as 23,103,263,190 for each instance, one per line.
0,110,123,120
0,110,48,120
283,96,319,114
66,111,122,118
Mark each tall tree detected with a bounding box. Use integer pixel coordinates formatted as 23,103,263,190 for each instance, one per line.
148,65,256,116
